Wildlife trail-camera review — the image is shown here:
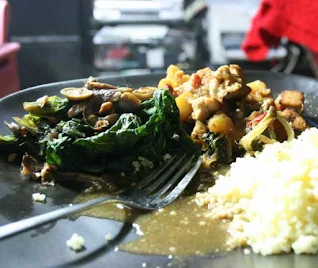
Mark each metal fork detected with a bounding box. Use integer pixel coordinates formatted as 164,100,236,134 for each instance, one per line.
0,154,202,240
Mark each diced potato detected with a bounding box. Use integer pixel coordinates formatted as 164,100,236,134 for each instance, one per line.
207,112,234,134
158,65,190,89
175,92,193,121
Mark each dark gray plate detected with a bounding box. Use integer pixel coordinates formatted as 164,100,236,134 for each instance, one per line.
0,71,318,268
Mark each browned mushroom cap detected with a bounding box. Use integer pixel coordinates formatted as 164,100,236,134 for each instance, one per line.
82,89,121,129
117,87,133,93
117,92,141,112
85,81,117,90
93,114,120,131
132,87,157,101
36,95,49,108
21,154,44,178
99,101,113,115
68,102,86,118
61,87,93,101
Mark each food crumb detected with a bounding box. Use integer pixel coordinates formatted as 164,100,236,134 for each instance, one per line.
142,263,147,267
32,193,46,202
171,134,179,140
163,153,172,161
138,156,154,169
120,172,126,177
169,247,176,252
170,211,177,216
105,233,113,241
244,248,251,255
116,204,125,210
66,233,85,251
199,221,206,226
132,161,141,173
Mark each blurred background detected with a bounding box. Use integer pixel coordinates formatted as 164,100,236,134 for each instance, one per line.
3,0,318,95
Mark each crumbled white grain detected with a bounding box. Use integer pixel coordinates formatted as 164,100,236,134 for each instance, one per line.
138,156,154,169
170,211,177,216
66,233,85,251
133,223,144,236
105,233,113,241
32,193,46,202
142,263,147,267
163,153,172,161
116,204,125,210
244,248,251,255
196,128,318,255
132,161,141,173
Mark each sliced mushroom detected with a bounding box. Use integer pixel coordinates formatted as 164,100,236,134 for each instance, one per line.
117,87,133,93
93,114,119,131
94,119,110,131
83,89,121,128
21,154,44,178
118,92,141,112
60,87,93,101
68,102,85,118
85,81,117,90
99,101,113,115
132,87,157,101
104,114,119,125
36,95,49,108
4,121,28,137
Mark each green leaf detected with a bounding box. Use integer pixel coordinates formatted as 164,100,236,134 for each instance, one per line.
74,113,142,153
23,96,69,115
13,114,41,133
0,134,16,143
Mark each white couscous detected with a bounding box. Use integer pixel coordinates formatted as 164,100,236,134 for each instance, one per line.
196,128,318,255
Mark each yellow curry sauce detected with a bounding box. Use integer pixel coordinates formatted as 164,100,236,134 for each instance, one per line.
74,171,231,256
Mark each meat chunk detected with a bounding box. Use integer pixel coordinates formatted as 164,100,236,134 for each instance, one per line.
279,108,308,131
209,65,251,102
275,90,304,113
190,96,221,121
175,65,250,102
244,80,274,111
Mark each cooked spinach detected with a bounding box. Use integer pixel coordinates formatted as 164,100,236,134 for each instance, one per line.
23,96,69,116
202,132,232,165
0,89,199,176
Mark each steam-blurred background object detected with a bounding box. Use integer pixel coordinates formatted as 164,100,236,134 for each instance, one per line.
5,0,318,92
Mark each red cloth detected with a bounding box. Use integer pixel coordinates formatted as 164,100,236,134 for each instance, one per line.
242,0,318,61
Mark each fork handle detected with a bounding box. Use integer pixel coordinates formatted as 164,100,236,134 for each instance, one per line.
0,196,119,241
